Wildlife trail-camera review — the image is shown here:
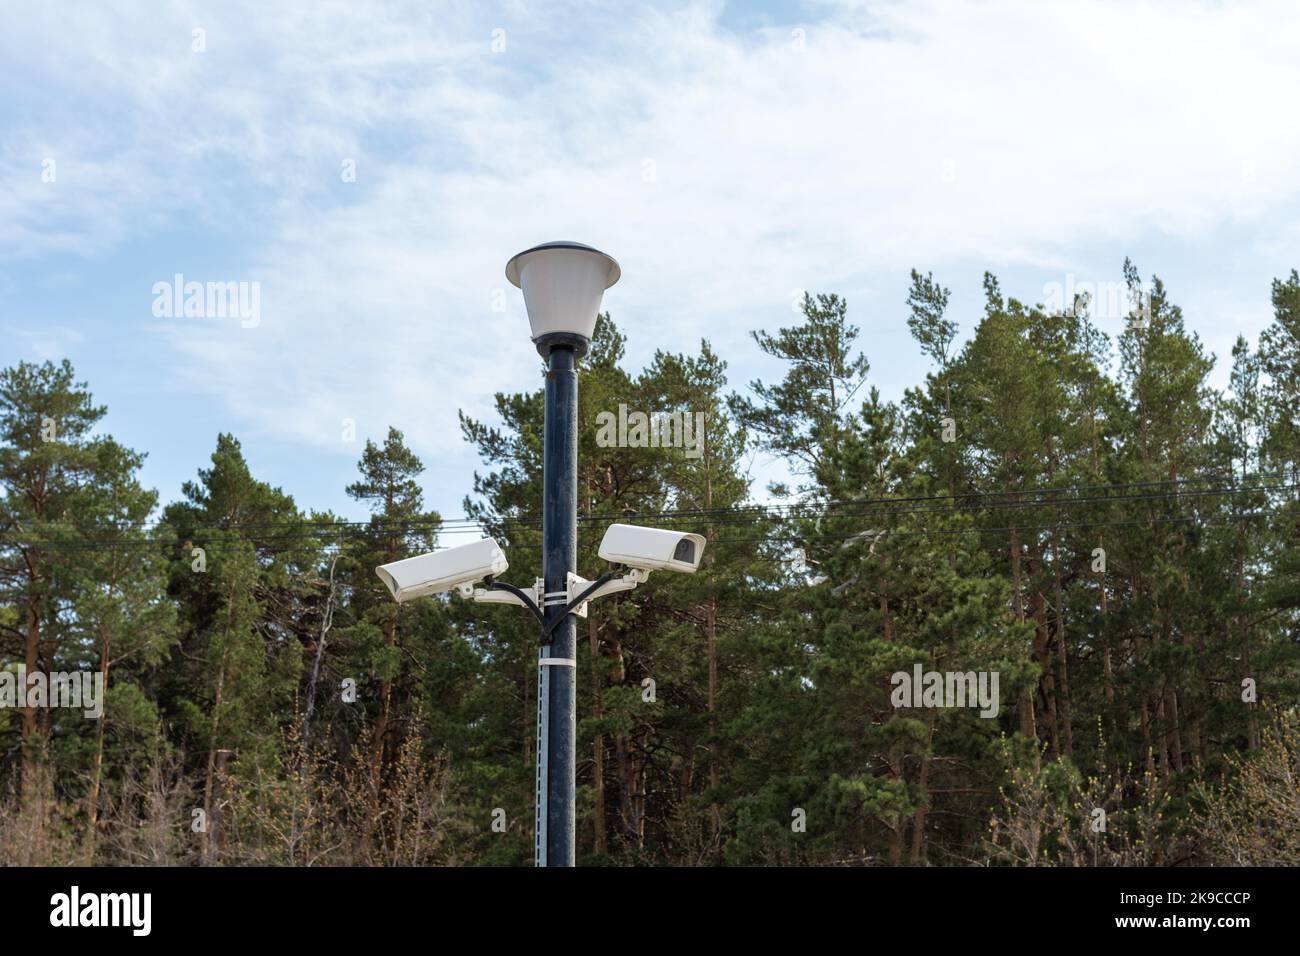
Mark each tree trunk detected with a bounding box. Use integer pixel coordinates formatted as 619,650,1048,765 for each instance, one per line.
588,613,607,855
302,553,338,755
605,626,638,849
201,586,237,866
887,749,905,866
1099,537,1113,706
1031,584,1058,758
1140,698,1155,779
371,617,396,778
909,714,936,864
1009,522,1037,751
1052,531,1073,757
702,410,721,852
84,628,111,860
21,592,41,806
201,657,227,866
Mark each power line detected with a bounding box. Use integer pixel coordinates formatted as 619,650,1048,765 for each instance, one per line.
8,467,1287,541
4,476,1294,546
706,505,1292,548
4,479,1296,553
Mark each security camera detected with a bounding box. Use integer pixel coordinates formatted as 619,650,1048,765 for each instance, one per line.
598,523,706,574
375,537,509,603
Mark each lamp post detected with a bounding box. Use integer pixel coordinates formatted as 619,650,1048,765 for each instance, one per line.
378,244,701,867
505,241,620,867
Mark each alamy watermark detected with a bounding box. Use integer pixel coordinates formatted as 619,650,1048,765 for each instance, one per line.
1042,274,1151,329
1,665,103,719
595,404,705,459
890,665,999,718
50,886,150,936
152,273,261,328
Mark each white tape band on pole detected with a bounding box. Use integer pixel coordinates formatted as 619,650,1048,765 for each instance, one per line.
536,653,548,867
538,657,577,667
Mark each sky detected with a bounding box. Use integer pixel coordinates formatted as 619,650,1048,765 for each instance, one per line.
3,0,1299,529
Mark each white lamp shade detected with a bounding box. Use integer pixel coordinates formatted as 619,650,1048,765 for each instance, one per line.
505,242,620,342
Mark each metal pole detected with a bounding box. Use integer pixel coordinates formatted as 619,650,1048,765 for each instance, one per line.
537,344,578,867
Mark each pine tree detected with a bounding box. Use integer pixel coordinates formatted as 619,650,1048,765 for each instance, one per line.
340,427,441,777
0,359,168,820
161,433,313,863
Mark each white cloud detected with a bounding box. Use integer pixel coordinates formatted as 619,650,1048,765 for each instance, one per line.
3,0,1300,470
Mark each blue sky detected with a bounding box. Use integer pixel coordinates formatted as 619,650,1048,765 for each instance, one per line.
3,0,1299,528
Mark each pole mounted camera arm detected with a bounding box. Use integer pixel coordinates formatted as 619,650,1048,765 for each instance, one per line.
462,577,546,624
540,566,649,642
459,567,651,644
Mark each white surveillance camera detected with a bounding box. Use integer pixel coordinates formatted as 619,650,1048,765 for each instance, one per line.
375,537,509,603
598,523,706,574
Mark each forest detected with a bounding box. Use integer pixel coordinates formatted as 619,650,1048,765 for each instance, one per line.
2,260,1299,866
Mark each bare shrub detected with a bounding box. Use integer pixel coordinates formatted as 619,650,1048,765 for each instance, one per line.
985,730,1172,866
1194,709,1300,866
97,739,199,866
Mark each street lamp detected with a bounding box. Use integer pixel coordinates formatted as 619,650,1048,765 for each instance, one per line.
375,242,705,868
508,240,615,868
509,239,626,868
505,241,619,352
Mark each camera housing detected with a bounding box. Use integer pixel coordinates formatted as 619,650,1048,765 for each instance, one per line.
597,523,706,574
376,537,509,603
